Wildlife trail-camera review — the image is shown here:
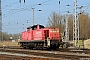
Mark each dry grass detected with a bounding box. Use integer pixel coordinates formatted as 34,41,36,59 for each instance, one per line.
0,40,19,47
84,39,90,49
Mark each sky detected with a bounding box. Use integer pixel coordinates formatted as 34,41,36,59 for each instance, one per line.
1,0,90,34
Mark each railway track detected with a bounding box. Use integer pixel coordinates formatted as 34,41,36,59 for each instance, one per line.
0,46,90,60
0,46,76,52
2,46,90,54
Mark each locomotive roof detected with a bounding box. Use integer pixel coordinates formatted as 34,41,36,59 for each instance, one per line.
27,24,45,29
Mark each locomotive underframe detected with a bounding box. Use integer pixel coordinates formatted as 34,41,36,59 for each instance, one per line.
19,39,60,49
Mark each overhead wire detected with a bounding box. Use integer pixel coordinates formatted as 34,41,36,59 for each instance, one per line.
2,0,54,18
2,0,66,18
2,1,62,22
2,0,60,25
3,0,60,33
2,0,74,24
2,4,32,18
2,1,19,9
38,0,55,6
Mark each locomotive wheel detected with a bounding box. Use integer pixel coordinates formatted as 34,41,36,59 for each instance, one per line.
56,45,60,49
20,43,27,49
23,46,27,49
63,44,67,48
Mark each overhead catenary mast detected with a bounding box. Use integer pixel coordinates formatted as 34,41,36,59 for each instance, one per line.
58,0,60,14
58,0,61,30
73,0,79,48
32,8,35,25
65,4,70,43
19,0,35,25
65,15,69,42
0,0,2,42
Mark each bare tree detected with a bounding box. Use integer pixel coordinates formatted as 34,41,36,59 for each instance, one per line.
68,14,73,40
78,13,90,39
46,12,64,33
47,12,90,40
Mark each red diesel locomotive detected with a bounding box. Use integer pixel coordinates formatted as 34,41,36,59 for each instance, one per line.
19,24,61,49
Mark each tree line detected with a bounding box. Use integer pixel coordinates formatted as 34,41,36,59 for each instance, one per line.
1,32,21,41
46,12,90,40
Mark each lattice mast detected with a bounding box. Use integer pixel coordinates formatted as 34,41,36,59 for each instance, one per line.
0,0,2,42
73,0,79,47
65,15,69,42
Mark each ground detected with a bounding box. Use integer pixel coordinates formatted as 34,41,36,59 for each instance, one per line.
0,40,19,47
0,39,90,49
